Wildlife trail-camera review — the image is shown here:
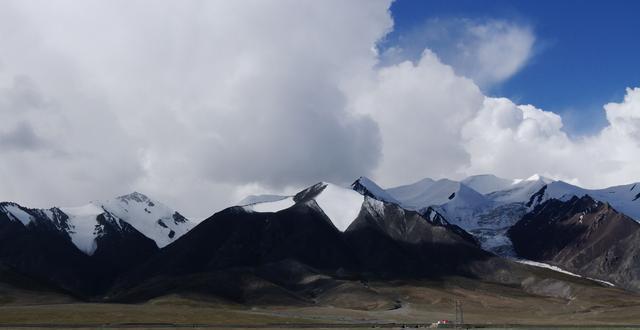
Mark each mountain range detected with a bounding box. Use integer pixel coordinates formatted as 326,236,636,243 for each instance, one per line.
1,174,640,303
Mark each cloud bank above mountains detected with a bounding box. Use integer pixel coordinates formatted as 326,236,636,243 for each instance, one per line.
0,0,639,217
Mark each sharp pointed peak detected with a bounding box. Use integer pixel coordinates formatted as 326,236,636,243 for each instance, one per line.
116,191,152,203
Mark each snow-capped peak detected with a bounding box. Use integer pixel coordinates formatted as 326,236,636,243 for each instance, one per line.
351,176,399,204
96,192,193,248
386,178,485,210
0,193,193,256
116,191,152,204
238,182,365,232
0,202,35,226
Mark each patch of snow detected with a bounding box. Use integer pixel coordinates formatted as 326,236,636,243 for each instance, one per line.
524,174,554,183
386,178,436,207
488,179,549,204
462,174,515,195
1,204,34,225
244,197,295,213
61,204,103,255
237,194,289,206
515,259,615,287
314,183,364,232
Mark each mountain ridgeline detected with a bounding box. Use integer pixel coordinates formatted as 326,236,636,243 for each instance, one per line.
1,174,640,302
0,193,193,296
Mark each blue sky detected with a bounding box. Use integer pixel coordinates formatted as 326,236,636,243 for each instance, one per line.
386,0,640,136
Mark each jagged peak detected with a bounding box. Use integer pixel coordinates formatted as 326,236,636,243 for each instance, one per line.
352,175,374,185
116,191,151,203
351,176,400,204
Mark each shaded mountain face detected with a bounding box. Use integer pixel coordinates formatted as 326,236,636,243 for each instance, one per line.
0,203,157,296
0,193,191,297
111,183,493,301
0,180,628,304
509,195,640,291
344,197,487,278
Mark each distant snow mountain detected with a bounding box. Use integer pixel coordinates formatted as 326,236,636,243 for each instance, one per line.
0,192,193,255
461,174,517,195
487,174,554,205
351,176,400,205
237,181,463,235
347,174,640,256
0,192,193,296
535,181,640,221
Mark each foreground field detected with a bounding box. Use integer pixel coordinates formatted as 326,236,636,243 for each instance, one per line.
2,276,640,328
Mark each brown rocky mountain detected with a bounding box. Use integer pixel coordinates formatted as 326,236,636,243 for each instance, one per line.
509,195,640,291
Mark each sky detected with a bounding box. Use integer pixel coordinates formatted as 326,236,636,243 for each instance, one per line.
385,0,640,136
1,0,639,218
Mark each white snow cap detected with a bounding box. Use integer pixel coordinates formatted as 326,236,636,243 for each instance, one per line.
237,194,290,206
0,192,193,256
314,183,364,232
96,192,193,248
242,196,295,213
236,182,365,231
352,176,400,204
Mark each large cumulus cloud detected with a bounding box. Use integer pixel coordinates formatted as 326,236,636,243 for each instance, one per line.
347,50,483,185
462,89,640,188
1,0,639,218
0,0,392,216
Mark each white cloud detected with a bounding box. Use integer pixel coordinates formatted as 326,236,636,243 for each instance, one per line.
0,0,392,217
461,89,640,188
347,50,483,185
381,18,535,88
462,20,535,87
461,97,578,183
1,1,639,218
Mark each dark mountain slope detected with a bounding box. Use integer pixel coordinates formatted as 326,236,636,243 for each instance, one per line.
344,198,488,278
0,205,99,296
110,201,360,301
91,213,159,281
509,195,640,291
0,202,158,298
